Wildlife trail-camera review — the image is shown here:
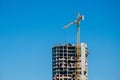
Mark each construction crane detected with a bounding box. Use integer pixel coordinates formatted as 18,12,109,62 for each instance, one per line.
64,12,84,45
64,12,84,80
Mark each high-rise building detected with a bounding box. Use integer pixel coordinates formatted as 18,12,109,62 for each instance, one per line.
52,43,88,80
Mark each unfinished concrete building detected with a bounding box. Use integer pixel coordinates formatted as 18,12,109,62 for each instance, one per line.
52,43,88,80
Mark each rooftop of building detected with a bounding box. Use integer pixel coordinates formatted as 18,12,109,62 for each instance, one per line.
52,42,87,47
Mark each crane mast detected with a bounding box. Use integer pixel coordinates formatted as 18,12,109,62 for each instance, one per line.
64,12,84,80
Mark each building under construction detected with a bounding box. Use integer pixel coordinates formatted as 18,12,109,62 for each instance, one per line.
52,43,88,80
52,13,89,80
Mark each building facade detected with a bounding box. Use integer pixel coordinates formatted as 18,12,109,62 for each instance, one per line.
52,43,88,80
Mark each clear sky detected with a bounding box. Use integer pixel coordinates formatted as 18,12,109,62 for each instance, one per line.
0,0,120,80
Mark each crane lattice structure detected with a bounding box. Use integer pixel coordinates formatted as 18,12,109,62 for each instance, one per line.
64,12,84,80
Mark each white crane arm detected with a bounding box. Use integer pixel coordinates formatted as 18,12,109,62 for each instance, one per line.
64,21,75,29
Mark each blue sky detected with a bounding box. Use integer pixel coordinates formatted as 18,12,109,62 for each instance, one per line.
0,0,120,80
